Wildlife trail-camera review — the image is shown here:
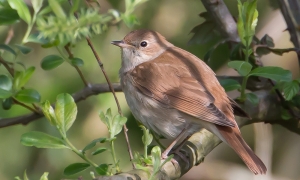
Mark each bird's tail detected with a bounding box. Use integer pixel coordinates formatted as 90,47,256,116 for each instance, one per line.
217,126,267,174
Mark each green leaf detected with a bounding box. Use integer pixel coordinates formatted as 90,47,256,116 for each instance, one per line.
63,163,90,176
2,97,13,109
41,100,57,126
0,75,12,91
21,131,68,149
48,0,66,19
237,0,245,45
256,46,271,56
188,21,221,45
248,66,292,82
140,125,153,146
281,108,292,120
41,55,64,70
27,32,49,44
39,172,49,180
228,61,252,76
219,79,241,92
111,114,127,138
269,47,298,56
209,43,229,71
91,147,107,155
203,47,215,62
82,138,107,153
70,57,84,67
13,71,23,90
237,0,258,46
151,146,162,175
0,89,13,98
14,177,21,180
55,93,77,134
70,0,80,14
7,0,31,24
14,89,41,103
246,92,259,105
260,34,274,47
12,67,35,90
15,44,32,54
31,0,43,14
0,44,16,55
282,80,299,101
0,7,20,25
95,164,109,175
24,170,29,180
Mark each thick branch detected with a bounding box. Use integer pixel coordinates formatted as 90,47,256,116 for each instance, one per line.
94,90,298,180
201,0,240,42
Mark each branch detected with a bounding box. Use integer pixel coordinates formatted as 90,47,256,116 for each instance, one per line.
68,0,134,168
201,0,240,42
94,90,299,180
0,75,274,128
0,83,122,128
277,0,300,61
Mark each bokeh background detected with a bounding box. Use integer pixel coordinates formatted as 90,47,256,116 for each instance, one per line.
0,0,299,179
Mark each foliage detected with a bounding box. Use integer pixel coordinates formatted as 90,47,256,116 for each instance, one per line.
15,171,49,180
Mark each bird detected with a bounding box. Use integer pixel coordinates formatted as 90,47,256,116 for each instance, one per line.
111,29,267,174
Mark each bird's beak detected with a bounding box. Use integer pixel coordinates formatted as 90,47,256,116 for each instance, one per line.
111,40,132,48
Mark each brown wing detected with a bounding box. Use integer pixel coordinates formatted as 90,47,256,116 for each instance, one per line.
130,52,235,127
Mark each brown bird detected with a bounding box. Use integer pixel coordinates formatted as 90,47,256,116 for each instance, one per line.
112,29,267,174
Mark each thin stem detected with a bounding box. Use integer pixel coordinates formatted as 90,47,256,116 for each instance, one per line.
22,12,37,44
85,37,135,168
0,57,14,76
64,45,89,86
240,39,250,101
64,137,98,168
240,76,248,101
110,140,121,173
144,143,147,159
13,98,40,114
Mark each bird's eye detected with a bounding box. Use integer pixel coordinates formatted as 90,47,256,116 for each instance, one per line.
140,41,147,47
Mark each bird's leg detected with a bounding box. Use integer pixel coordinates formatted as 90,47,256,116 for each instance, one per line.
161,127,188,159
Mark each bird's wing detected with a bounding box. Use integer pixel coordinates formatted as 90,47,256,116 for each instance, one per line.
130,50,235,127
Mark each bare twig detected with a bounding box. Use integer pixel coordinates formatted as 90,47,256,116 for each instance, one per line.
67,0,134,168
64,44,89,86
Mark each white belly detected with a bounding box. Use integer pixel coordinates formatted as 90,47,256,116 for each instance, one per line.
121,74,202,140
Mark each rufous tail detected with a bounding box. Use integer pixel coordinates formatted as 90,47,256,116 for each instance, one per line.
217,126,267,174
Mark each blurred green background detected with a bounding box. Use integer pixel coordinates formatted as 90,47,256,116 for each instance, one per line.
0,0,299,179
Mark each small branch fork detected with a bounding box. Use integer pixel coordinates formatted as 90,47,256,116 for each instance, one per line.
67,0,135,169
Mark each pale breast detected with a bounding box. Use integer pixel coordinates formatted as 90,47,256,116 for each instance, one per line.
120,73,200,139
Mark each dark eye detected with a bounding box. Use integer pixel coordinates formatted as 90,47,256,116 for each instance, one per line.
140,41,147,47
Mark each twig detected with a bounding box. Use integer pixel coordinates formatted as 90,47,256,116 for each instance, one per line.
64,44,89,86
85,36,135,168
277,0,300,62
5,27,14,44
0,83,122,128
0,56,14,76
67,0,135,168
12,98,41,114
